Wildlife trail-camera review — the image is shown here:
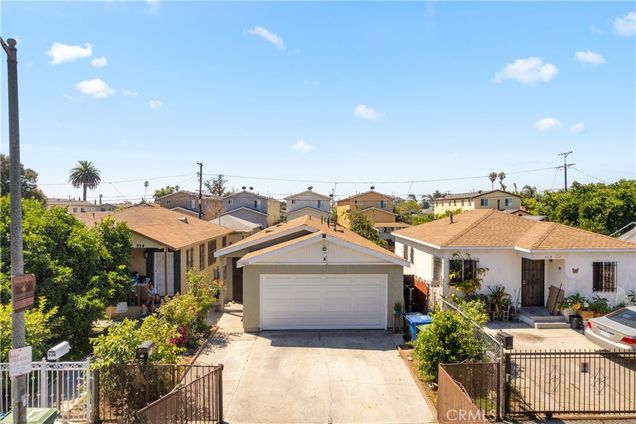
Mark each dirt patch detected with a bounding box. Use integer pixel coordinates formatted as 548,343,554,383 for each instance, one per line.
397,345,438,420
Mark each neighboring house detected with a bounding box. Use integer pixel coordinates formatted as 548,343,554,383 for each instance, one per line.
156,191,224,221
47,198,118,214
375,222,411,249
77,204,235,297
618,223,636,244
210,215,262,238
285,188,332,221
503,208,547,221
393,209,636,309
221,190,282,228
433,190,522,215
336,190,396,228
215,215,409,332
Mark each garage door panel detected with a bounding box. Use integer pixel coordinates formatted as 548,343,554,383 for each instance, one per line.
260,274,387,330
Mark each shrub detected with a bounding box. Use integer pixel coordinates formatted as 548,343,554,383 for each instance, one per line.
0,297,59,361
452,297,489,326
414,310,483,382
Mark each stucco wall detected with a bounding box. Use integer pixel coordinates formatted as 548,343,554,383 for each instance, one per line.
241,264,404,332
286,207,331,221
224,208,268,227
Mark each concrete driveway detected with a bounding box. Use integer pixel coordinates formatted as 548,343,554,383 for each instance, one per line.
196,305,435,424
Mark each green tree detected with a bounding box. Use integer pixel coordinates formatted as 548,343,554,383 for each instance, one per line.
414,310,483,382
498,172,507,191
394,200,422,224
347,209,388,249
488,172,498,190
204,174,230,197
432,190,443,199
0,196,132,345
153,185,176,200
69,160,101,201
521,185,538,198
0,298,59,361
523,180,636,235
0,154,46,202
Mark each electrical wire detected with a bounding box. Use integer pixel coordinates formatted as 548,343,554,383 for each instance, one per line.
572,168,607,183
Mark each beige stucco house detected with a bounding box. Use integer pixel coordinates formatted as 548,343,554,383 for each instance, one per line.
156,191,224,221
285,188,332,221
215,216,409,332
48,198,118,214
336,190,396,228
78,204,237,297
432,190,522,215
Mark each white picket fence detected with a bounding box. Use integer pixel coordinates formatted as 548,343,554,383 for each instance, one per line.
0,359,93,422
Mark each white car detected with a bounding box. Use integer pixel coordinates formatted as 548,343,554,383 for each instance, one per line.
585,306,636,351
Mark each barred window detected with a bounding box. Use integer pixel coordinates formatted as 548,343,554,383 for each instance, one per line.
186,248,194,269
593,262,616,292
222,236,227,248
208,240,217,266
403,244,408,260
450,259,478,283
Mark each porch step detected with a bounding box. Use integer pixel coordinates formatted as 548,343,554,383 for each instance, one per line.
534,321,571,329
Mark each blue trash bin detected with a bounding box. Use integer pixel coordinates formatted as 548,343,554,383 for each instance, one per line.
404,313,432,341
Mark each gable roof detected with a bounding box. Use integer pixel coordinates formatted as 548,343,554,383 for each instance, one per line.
156,190,222,201
286,206,331,215
285,190,331,201
209,214,262,232
215,215,408,265
76,204,234,250
437,190,521,200
337,190,394,204
361,206,396,216
221,206,268,217
224,190,269,201
393,209,636,251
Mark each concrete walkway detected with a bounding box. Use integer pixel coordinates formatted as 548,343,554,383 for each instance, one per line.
195,304,436,424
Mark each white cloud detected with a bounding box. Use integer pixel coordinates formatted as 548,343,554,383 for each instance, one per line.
75,78,114,98
493,57,559,84
533,118,563,131
614,11,636,37
91,56,108,67
353,104,383,121
47,42,92,65
291,139,312,153
569,122,586,133
121,89,139,97
148,100,163,109
247,26,285,49
575,51,606,65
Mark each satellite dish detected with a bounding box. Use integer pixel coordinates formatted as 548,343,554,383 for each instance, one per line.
308,186,313,191
242,186,247,190
370,186,375,190
249,187,254,191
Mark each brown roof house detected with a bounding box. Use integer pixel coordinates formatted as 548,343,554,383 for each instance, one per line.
336,189,397,229
393,209,636,325
215,215,409,331
156,191,224,221
78,204,236,297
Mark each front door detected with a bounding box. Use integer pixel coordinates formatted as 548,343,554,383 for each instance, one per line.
232,258,243,302
521,258,545,307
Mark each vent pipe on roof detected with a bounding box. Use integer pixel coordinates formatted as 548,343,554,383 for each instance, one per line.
178,217,188,224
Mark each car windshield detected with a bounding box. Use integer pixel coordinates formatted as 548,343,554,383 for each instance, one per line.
607,309,636,329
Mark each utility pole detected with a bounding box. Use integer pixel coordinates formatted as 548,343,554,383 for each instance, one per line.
1,36,27,424
557,151,575,192
197,162,203,219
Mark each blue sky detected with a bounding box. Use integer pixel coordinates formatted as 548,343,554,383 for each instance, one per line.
1,1,635,203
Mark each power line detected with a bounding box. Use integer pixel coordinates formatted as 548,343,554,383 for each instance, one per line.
572,167,607,183
38,173,194,186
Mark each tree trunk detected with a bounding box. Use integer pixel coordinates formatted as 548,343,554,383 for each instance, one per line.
83,184,87,201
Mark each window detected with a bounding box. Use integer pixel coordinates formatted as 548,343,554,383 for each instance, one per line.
433,257,443,285
199,244,205,270
186,248,194,269
468,200,472,206
73,208,77,213
453,200,457,206
222,236,227,248
213,267,220,280
291,199,296,204
403,244,408,260
254,199,260,208
317,200,322,208
380,200,387,209
593,262,616,292
480,198,489,207
449,259,478,283
81,208,85,212
208,240,217,266
504,198,513,207
228,199,233,205
461,200,464,206
166,200,171,204
409,247,415,264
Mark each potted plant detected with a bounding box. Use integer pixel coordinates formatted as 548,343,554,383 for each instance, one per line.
589,295,611,317
558,296,576,321
394,301,403,317
487,285,511,321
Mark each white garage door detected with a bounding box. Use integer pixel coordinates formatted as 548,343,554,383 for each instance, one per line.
260,274,387,330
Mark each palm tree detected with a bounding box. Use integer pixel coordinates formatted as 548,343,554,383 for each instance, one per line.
69,160,101,201
521,185,538,198
498,172,507,191
488,172,498,190
143,181,149,201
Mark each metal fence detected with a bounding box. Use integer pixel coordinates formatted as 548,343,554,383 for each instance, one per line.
438,365,490,424
137,365,223,423
0,360,92,422
506,350,636,418
95,363,221,423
